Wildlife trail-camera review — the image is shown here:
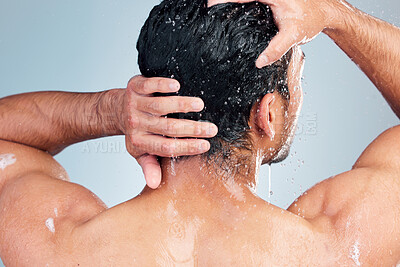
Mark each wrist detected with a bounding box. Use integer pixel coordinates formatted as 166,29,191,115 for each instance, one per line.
322,0,356,34
96,89,125,136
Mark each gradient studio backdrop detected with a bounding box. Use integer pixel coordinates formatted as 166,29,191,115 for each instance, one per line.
0,0,399,265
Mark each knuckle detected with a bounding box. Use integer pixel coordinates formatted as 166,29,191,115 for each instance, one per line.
130,137,143,148
148,116,161,128
126,91,138,106
128,88,138,100
166,121,177,134
171,97,183,112
181,100,192,113
189,143,198,153
177,98,186,111
157,79,164,91
177,141,188,153
194,124,203,135
143,79,152,92
161,142,172,154
147,101,161,113
127,76,138,89
137,79,148,93
128,115,140,129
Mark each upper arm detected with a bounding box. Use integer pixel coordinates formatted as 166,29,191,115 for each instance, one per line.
289,126,400,265
0,140,107,264
353,125,400,170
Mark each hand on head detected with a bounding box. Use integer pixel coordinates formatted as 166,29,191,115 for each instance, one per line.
208,0,331,67
128,0,331,188
122,76,218,189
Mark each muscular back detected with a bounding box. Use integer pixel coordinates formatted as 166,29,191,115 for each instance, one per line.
1,127,400,266
66,194,330,266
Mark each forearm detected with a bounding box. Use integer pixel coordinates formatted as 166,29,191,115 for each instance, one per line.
0,90,124,155
324,1,400,117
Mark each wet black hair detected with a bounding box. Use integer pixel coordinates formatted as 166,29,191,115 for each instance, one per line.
137,0,291,157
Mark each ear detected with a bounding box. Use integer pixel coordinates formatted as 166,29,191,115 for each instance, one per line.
255,94,276,140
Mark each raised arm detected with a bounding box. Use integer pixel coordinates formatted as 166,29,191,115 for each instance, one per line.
323,1,400,117
0,76,217,188
0,89,122,155
209,1,400,117
208,0,400,264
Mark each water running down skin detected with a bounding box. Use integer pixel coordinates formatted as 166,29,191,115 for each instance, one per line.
0,1,400,266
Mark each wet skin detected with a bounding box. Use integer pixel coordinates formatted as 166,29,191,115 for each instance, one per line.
1,46,399,266
2,0,400,264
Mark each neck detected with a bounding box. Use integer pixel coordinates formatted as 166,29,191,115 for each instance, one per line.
141,151,265,204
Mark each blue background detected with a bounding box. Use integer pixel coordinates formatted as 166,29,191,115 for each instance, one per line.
0,0,399,265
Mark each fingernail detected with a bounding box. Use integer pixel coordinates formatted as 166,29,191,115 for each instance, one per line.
192,100,203,111
256,55,270,68
169,82,180,91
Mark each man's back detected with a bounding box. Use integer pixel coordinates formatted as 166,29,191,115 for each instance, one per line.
70,196,327,266
1,125,400,266
1,0,400,265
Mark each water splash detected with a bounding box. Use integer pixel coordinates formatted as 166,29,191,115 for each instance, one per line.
171,157,177,176
249,150,262,194
349,240,361,266
45,218,55,234
0,154,16,170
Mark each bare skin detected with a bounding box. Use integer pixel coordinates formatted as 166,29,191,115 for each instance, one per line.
1,0,400,266
0,76,217,189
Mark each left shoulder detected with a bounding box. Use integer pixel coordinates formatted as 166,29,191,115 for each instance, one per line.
0,140,107,265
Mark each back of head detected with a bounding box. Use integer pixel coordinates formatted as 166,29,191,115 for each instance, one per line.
137,0,291,158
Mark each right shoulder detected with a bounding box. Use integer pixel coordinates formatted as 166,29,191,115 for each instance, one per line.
289,126,400,265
